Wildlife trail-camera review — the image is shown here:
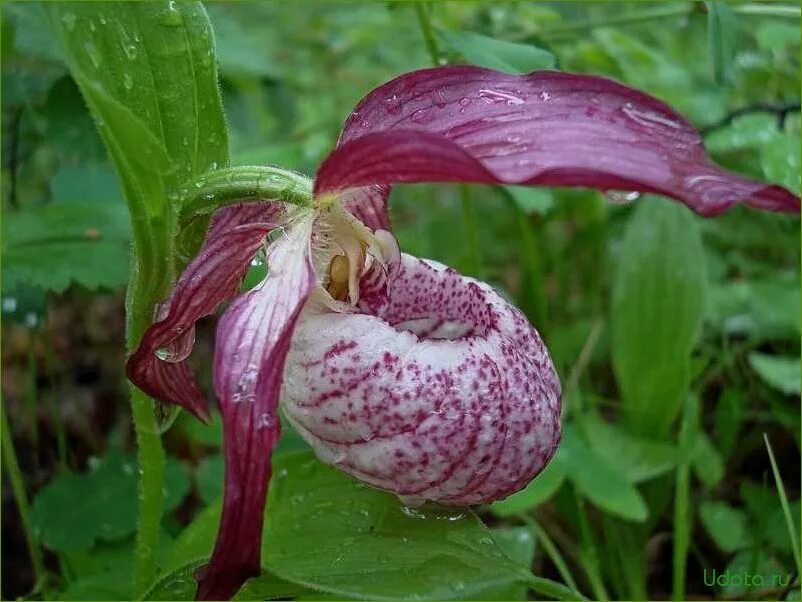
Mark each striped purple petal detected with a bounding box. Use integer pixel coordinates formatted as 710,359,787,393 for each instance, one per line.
126,203,283,422
196,216,316,600
319,66,799,218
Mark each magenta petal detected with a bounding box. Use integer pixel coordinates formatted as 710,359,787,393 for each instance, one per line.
196,217,316,601
126,203,283,422
318,66,799,216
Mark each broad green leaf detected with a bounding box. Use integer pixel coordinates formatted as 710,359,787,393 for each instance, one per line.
761,133,801,194
491,459,565,517
196,454,224,506
692,431,724,488
504,186,554,216
1,201,130,292
46,2,228,210
259,451,534,600
479,527,538,600
699,501,749,552
611,199,707,437
755,22,800,53
47,2,230,281
708,276,800,340
438,30,555,74
706,2,738,85
31,451,189,551
560,426,648,522
705,113,779,153
749,353,801,395
580,414,677,483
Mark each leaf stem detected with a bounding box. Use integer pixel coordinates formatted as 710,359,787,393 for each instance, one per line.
520,514,582,596
414,2,441,66
534,3,798,39
460,185,483,277
672,394,697,601
127,277,168,597
178,165,313,223
764,433,802,577
1,403,48,594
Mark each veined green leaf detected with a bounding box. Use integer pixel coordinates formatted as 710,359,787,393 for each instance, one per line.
2,201,131,292
611,198,707,437
30,451,189,552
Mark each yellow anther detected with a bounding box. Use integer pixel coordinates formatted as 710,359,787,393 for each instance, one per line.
326,254,350,301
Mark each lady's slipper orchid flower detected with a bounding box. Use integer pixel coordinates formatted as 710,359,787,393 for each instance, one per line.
126,66,799,600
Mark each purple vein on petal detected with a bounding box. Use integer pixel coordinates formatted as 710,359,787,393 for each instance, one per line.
126,202,284,422
195,215,316,601
319,66,799,217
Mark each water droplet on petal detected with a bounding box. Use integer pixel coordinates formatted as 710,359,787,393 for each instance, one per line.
410,107,435,124
538,91,551,101
384,94,402,114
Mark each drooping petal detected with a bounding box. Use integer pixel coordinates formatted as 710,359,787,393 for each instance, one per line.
196,216,316,601
126,202,283,422
319,66,799,217
281,252,561,506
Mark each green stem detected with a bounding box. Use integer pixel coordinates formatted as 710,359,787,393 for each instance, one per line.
520,514,582,595
127,273,168,597
672,394,697,601
764,434,802,577
536,3,798,39
413,2,441,65
179,165,313,222
460,185,482,277
574,493,609,601
1,403,48,594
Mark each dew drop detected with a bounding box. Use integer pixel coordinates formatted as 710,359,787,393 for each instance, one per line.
538,90,551,101
123,44,138,60
122,73,133,90
84,41,102,69
410,107,435,124
2,297,18,313
160,1,183,27
605,190,641,204
61,13,76,31
384,94,402,114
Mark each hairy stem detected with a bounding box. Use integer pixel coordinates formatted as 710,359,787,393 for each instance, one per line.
1,403,48,594
179,165,314,222
127,267,169,596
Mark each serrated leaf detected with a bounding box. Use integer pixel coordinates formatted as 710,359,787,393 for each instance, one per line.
706,2,739,86
438,30,555,74
699,501,749,552
1,201,131,292
31,451,189,551
560,426,648,522
749,353,801,395
491,459,565,517
611,198,707,436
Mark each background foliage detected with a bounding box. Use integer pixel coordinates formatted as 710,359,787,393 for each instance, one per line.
2,1,800,600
